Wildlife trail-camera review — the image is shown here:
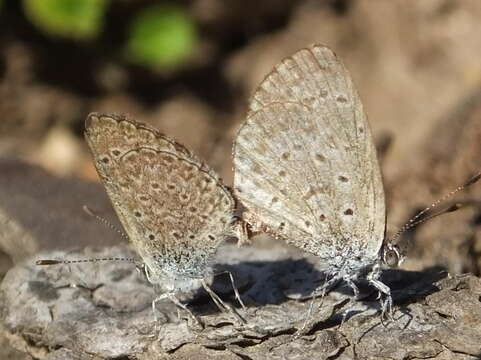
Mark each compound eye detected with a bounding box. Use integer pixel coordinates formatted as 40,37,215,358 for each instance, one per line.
384,248,400,268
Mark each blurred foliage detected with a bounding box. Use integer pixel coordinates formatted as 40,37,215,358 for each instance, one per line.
23,0,108,40
126,4,197,70
18,1,197,71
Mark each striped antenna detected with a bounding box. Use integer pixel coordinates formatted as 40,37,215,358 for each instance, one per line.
36,257,136,266
390,171,481,245
82,205,129,242
36,206,133,266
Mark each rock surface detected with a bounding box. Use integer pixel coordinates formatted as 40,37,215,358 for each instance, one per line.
0,159,125,265
1,239,480,359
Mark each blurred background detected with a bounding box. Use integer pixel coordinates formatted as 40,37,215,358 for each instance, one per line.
1,0,481,285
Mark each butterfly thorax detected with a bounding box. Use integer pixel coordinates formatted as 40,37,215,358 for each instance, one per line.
140,250,214,290
146,268,206,294
143,258,213,294
325,240,402,280
321,251,380,280
294,232,380,276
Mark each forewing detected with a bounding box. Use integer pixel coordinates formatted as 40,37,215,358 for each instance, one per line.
85,113,235,276
233,45,385,259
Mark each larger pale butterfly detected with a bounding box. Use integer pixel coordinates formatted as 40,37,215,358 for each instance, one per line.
232,44,479,319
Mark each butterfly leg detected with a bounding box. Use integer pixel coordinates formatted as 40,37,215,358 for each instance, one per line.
151,292,202,330
151,292,169,334
167,293,203,328
296,274,342,335
340,278,360,326
214,270,247,310
371,279,392,320
152,293,167,318
367,270,393,324
201,279,246,325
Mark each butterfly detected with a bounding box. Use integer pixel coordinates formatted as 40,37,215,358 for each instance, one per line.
84,113,245,325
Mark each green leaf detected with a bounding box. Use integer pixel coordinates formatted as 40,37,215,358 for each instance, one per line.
126,4,197,70
23,0,107,40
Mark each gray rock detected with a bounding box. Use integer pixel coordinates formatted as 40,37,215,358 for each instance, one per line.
1,240,480,359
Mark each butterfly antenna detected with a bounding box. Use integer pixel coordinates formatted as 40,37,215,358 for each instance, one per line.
36,257,136,266
394,203,462,236
36,206,133,266
82,205,129,242
390,171,481,245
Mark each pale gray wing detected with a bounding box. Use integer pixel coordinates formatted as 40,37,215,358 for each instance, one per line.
85,113,235,277
233,44,385,259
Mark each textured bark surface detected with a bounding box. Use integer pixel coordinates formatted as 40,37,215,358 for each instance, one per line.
1,241,480,359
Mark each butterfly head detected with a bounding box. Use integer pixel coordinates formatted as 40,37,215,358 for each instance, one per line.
381,242,403,268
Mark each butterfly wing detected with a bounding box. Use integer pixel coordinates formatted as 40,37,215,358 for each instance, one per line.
85,113,235,279
233,45,385,262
